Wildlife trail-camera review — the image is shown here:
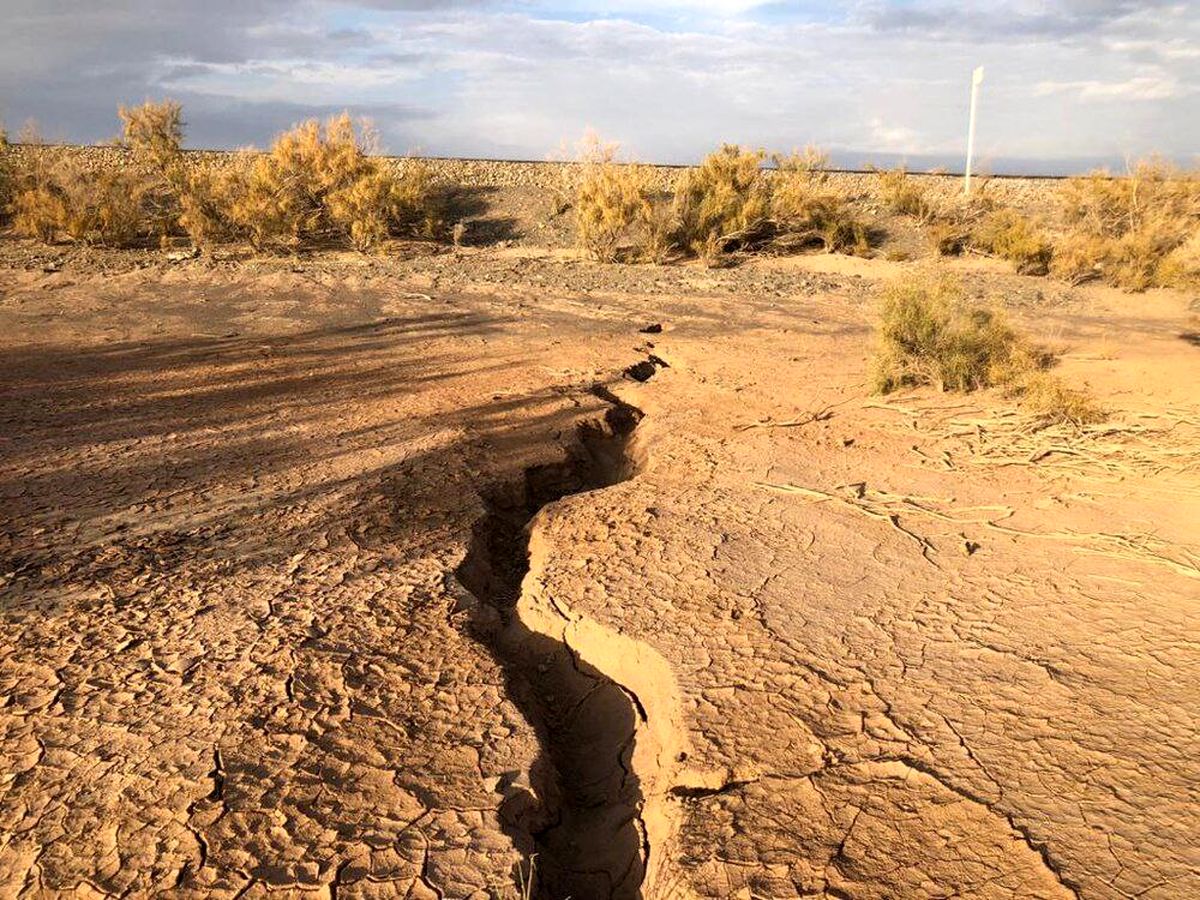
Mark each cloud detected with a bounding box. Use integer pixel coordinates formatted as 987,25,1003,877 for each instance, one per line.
1034,75,1189,101
0,0,1196,169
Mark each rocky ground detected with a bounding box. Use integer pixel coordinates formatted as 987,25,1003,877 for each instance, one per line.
0,211,1198,899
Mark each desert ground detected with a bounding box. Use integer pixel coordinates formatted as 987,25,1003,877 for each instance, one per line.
1,172,1198,899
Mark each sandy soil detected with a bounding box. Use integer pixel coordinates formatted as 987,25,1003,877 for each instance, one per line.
0,238,1197,899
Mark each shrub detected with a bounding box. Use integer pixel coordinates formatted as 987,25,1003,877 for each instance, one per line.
1007,370,1104,426
223,114,438,252
872,272,1103,422
177,155,253,247
120,101,184,173
872,273,1024,393
928,219,970,256
971,208,1052,275
0,124,12,219
1051,160,1200,290
877,167,934,221
573,136,658,262
771,150,870,255
9,107,170,248
674,144,769,249
120,100,187,245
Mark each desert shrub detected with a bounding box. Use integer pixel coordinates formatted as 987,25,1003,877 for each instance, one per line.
177,154,254,247
223,114,438,252
971,208,1052,275
9,107,171,248
928,219,970,256
872,273,1025,393
119,100,188,245
120,101,184,173
1006,370,1104,426
1051,160,1200,289
877,167,934,221
573,137,657,262
0,125,12,219
1159,231,1200,288
674,144,770,250
771,150,870,255
873,272,1102,422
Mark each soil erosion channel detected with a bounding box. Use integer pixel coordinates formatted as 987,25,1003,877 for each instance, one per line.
455,377,683,900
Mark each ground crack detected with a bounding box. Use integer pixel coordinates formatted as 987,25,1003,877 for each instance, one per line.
453,378,681,900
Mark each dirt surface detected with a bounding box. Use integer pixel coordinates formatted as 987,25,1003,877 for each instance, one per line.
1,236,1198,899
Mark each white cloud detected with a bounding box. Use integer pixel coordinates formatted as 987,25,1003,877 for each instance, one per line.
1034,75,1188,101
1,0,1197,168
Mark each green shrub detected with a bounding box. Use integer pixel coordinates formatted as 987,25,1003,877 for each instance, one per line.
873,273,1024,393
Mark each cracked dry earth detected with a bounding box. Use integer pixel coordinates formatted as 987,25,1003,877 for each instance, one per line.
1,249,1198,899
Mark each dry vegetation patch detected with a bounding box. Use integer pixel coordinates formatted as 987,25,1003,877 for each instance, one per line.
4,102,442,253
572,139,870,265
1051,161,1200,290
873,272,1102,425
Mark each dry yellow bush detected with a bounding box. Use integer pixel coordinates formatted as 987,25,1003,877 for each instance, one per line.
120,100,188,245
224,114,438,251
1052,160,1199,289
573,135,670,262
877,167,934,221
971,208,1053,275
675,144,770,248
771,150,870,255
9,107,173,248
177,155,254,247
120,101,184,172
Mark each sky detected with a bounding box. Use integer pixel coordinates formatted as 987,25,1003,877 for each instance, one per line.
1,0,1197,174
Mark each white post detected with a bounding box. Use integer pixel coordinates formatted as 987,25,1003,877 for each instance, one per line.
964,65,984,196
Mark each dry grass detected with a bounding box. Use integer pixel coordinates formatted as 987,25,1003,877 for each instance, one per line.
1051,160,1200,290
1006,370,1105,426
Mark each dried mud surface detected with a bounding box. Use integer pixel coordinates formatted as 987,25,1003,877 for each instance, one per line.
1,238,1198,899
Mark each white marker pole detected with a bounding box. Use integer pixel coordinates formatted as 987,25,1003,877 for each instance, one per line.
965,65,984,196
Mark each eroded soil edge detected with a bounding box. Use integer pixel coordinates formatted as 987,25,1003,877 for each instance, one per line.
453,379,684,900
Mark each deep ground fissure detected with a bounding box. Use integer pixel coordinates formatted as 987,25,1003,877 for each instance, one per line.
455,384,653,900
